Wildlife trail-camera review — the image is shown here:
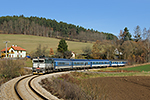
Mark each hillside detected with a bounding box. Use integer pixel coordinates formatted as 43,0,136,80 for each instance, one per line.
0,34,93,54
0,15,117,43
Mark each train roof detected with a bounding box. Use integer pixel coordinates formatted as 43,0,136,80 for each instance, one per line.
51,58,71,61
110,59,127,62
88,59,110,62
70,59,89,61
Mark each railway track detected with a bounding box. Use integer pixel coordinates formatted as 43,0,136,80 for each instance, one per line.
14,75,49,100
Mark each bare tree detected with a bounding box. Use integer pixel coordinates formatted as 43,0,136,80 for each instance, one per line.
8,20,13,34
2,21,8,34
18,18,24,34
142,28,150,62
50,28,53,37
134,25,141,42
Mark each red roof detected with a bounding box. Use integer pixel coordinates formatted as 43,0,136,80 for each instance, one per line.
1,46,26,51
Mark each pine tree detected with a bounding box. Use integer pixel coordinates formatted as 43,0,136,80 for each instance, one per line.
57,39,68,53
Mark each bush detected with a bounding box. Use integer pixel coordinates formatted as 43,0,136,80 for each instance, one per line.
40,77,90,100
0,59,26,79
40,73,108,100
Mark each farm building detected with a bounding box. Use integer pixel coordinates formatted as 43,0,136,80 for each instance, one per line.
1,45,26,58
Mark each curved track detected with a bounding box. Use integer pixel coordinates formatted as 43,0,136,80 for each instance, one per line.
14,75,49,100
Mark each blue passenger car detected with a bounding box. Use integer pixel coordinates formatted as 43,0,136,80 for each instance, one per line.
52,58,72,70
110,60,127,67
71,59,91,69
89,59,110,67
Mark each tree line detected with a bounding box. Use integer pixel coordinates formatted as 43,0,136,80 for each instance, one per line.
0,15,117,42
82,26,150,64
1,15,150,64
32,25,150,65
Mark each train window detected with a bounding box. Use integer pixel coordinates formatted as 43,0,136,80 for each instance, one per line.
39,60,44,63
58,62,61,65
45,59,52,63
33,60,38,63
65,63,69,65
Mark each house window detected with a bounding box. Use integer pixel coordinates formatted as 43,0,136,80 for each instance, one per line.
21,51,22,53
11,50,14,53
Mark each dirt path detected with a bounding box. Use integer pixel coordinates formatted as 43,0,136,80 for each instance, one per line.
97,76,150,100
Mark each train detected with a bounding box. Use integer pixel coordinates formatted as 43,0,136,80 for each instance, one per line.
32,57,127,74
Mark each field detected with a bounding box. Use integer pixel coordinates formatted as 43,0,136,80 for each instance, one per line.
40,71,150,100
97,64,150,72
40,64,150,100
0,34,93,54
121,64,150,72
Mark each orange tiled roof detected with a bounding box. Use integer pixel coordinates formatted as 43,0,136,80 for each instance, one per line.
1,47,11,52
1,46,26,51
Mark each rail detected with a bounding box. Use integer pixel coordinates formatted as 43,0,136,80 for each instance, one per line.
14,75,49,100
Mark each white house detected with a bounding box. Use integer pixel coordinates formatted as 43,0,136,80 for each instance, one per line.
71,51,76,59
1,45,26,58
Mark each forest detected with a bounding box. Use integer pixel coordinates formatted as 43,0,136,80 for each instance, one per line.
0,15,117,42
0,15,150,64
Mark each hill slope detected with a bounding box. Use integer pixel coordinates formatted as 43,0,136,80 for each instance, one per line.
0,34,93,54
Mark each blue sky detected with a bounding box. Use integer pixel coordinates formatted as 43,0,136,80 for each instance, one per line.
0,0,150,37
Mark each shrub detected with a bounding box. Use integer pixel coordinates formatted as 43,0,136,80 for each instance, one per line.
0,59,26,79
40,77,90,100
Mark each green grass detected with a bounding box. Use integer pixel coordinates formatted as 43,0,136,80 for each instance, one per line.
71,71,150,79
96,64,150,72
26,59,32,67
121,64,150,72
0,34,93,54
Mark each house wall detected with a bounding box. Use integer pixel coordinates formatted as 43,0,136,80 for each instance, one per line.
71,52,75,59
8,48,26,58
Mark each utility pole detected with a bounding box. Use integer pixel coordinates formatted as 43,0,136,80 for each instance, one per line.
4,41,10,57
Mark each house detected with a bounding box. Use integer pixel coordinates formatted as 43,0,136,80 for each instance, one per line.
71,51,76,59
114,48,122,55
1,45,26,58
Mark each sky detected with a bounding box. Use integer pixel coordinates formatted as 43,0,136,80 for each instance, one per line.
0,0,150,37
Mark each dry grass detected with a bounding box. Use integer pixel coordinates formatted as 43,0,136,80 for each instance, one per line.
0,59,31,86
40,73,109,100
40,71,150,100
0,34,93,54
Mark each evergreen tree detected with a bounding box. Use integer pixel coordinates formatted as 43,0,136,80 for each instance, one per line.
57,39,68,53
123,27,132,41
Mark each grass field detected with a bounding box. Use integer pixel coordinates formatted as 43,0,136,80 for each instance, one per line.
121,64,150,72
97,64,150,72
0,34,93,54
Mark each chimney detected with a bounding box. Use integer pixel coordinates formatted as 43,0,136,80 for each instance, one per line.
15,45,17,47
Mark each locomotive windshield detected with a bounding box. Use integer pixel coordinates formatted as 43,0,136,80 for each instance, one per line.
32,59,45,63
